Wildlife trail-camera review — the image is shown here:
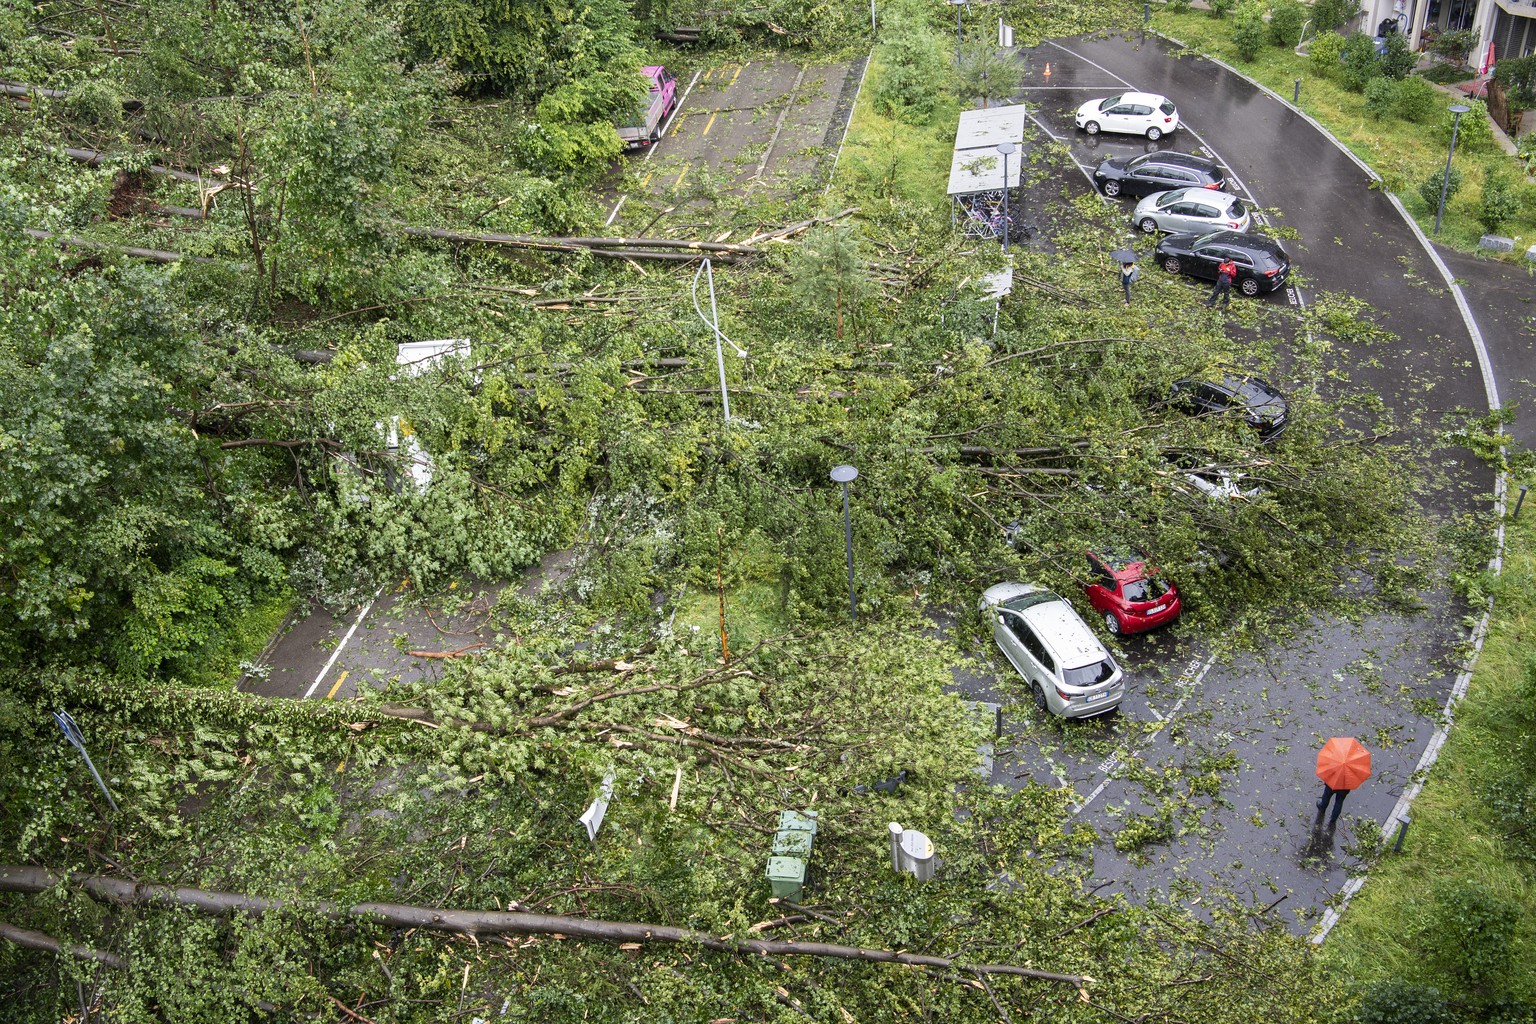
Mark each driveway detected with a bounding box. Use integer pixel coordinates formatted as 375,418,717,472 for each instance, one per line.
948,31,1498,933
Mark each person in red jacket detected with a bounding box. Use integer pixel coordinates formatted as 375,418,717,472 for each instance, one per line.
1206,258,1237,309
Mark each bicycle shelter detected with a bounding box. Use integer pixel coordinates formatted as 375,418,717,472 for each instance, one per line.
947,105,1028,240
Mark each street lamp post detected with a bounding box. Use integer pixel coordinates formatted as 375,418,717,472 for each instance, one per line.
830,465,858,622
1435,104,1471,236
948,0,964,46
690,257,748,422
996,141,1016,253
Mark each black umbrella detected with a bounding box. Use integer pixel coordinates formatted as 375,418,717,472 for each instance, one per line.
1110,248,1137,263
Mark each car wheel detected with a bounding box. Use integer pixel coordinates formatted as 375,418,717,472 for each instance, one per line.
1138,217,1159,234
1031,682,1050,713
1102,180,1121,198
1084,121,1100,135
1146,126,1162,141
1161,256,1181,274
1239,277,1261,296
1103,611,1123,635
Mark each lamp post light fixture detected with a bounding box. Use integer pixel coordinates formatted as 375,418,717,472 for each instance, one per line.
830,464,859,622
690,257,748,422
948,0,965,46
1435,104,1471,236
996,141,1016,253
52,710,119,813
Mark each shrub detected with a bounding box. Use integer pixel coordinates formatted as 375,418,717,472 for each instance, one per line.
1312,0,1362,32
1395,76,1440,121
1363,76,1398,119
1208,0,1237,18
1339,32,1383,92
1309,32,1347,78
1440,99,1495,152
1418,165,1463,211
1352,980,1453,1024
1269,0,1306,47
1232,5,1267,60
1495,53,1536,106
870,13,949,125
1380,30,1417,80
1426,880,1520,996
1167,0,1191,10
1479,169,1518,233
1434,27,1480,67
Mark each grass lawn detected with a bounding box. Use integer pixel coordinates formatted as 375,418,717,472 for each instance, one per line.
1152,9,1536,254
1320,504,1536,1007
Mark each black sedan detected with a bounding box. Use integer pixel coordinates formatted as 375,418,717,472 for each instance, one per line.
1092,151,1228,199
1154,230,1290,296
1168,375,1289,441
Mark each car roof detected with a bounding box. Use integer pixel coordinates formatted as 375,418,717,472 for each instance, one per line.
1175,374,1283,401
1132,151,1215,170
1114,91,1171,105
1193,230,1285,255
1018,600,1110,668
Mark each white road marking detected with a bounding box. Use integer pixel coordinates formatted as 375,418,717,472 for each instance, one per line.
603,195,626,227
303,592,378,699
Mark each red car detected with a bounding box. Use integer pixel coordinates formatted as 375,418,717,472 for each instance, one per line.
1083,548,1181,636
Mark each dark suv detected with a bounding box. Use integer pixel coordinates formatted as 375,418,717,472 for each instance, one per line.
1154,230,1290,296
1168,375,1289,441
1092,151,1228,199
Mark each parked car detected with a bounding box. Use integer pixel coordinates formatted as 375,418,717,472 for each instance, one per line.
1133,188,1250,235
616,66,677,149
1082,548,1181,636
978,583,1125,718
1154,230,1290,296
1092,151,1228,199
1075,92,1180,140
1168,374,1290,441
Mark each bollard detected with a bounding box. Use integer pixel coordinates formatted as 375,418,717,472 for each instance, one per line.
1293,79,1301,104
1144,0,1150,23
1393,816,1411,853
1516,484,1529,520
995,705,1003,738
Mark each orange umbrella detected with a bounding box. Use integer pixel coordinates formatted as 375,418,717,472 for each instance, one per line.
1316,737,1372,791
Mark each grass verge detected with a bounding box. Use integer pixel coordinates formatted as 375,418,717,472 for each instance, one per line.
1151,9,1536,254
1321,505,1536,1009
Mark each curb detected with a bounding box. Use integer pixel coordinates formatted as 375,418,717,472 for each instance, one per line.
1150,29,1510,945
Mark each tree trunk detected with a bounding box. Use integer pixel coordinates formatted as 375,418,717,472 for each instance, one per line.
0,866,1090,987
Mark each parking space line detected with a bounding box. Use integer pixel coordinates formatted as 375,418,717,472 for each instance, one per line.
325,670,349,700
701,111,717,135
604,194,626,227
674,165,690,189
303,593,377,699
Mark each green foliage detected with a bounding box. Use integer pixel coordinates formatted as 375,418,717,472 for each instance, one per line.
1380,30,1416,80
1394,75,1441,121
1309,32,1348,79
1167,0,1192,10
1352,979,1454,1024
1208,0,1237,18
1311,0,1362,32
870,6,950,125
1363,75,1398,119
1418,165,1463,210
955,38,1025,108
1268,0,1307,47
1495,53,1536,106
1479,168,1519,233
1339,32,1383,92
1425,879,1521,997
1440,99,1495,152
1434,27,1480,67
1231,3,1268,61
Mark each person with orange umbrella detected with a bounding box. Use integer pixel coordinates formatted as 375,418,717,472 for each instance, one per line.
1315,737,1372,828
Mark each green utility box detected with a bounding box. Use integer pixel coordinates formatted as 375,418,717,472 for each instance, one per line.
771,828,813,858
778,809,818,837
765,856,806,900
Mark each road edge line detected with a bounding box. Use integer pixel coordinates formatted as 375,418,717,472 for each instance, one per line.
824,51,871,196
1142,29,1512,945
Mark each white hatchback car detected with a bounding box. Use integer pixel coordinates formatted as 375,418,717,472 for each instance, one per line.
1074,92,1180,140
1133,187,1250,236
979,583,1125,718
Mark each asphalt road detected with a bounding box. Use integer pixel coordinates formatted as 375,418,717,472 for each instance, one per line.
949,31,1498,933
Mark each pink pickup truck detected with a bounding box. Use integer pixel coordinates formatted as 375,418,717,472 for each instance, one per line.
616,65,678,149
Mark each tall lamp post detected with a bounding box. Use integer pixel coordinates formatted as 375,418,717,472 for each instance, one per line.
948,0,965,47
830,465,858,622
691,257,748,422
996,141,1016,253
1435,104,1471,236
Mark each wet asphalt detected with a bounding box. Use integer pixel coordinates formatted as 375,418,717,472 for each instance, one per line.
944,31,1512,933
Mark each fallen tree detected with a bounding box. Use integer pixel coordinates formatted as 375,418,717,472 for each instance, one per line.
0,866,1092,988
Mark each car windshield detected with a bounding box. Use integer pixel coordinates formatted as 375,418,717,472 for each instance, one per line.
1123,577,1170,602
1063,660,1116,686
1155,190,1187,208
1002,590,1059,612
1192,231,1223,247
1098,95,1122,111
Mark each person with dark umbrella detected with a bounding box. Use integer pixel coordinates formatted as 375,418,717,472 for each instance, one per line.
1111,249,1138,306
1314,737,1372,829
